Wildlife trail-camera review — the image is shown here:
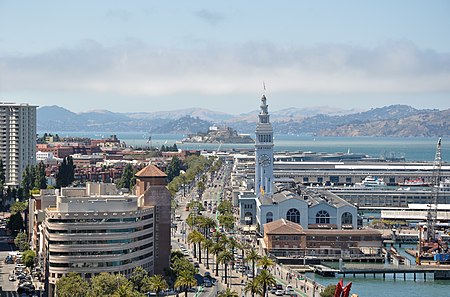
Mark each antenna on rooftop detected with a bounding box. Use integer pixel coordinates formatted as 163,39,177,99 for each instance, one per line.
263,81,266,95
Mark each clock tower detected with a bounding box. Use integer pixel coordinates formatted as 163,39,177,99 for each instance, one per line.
255,94,274,197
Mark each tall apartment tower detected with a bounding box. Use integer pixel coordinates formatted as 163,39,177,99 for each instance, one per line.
0,103,37,185
254,94,274,198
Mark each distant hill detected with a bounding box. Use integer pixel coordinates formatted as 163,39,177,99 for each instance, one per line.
37,104,450,137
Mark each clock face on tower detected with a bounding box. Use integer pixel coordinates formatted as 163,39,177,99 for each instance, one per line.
258,154,271,167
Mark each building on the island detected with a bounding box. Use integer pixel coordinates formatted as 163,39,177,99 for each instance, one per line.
263,218,383,259
0,102,37,185
37,164,171,296
238,94,357,234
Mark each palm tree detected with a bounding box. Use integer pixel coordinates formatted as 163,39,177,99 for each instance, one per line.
145,274,168,297
187,230,203,260
174,271,197,297
244,279,263,297
202,238,214,269
218,288,239,297
258,255,275,270
255,270,276,297
210,242,224,276
246,249,261,278
218,250,234,285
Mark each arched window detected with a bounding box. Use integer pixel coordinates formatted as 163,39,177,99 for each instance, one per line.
316,210,330,224
244,212,253,225
266,212,273,223
286,208,300,224
341,212,353,225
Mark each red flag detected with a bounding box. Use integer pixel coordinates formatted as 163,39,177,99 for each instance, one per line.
341,282,352,297
334,279,343,297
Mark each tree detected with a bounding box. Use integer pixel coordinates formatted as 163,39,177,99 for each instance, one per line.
258,255,275,270
210,242,224,276
218,288,239,297
320,284,336,297
202,238,214,269
35,161,47,189
8,212,24,234
88,272,129,297
187,230,203,260
118,164,136,189
14,232,29,251
10,201,28,214
56,156,75,188
166,156,182,182
145,274,168,297
218,214,235,230
244,279,263,297
56,272,89,297
218,250,234,285
22,249,36,270
246,250,261,279
112,282,143,297
254,270,276,297
174,271,197,297
21,165,34,200
130,266,149,293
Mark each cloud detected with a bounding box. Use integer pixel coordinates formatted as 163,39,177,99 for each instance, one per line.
1,40,450,100
105,9,132,22
194,9,224,26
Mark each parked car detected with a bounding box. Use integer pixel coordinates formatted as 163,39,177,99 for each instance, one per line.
284,285,293,295
275,289,284,296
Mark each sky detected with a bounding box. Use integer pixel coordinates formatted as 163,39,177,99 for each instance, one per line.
0,0,449,114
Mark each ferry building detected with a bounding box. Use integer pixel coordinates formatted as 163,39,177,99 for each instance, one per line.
239,94,358,234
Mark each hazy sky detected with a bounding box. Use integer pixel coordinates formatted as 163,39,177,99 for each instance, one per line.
1,1,449,114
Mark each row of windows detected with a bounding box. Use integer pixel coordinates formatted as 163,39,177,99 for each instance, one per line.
48,233,152,245
49,251,153,268
47,214,153,224
47,223,153,234
258,134,272,143
266,209,353,225
49,242,153,257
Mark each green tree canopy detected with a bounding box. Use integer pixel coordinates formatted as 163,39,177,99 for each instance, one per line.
56,156,75,188
14,232,29,251
88,272,129,297
8,212,24,235
320,284,337,297
56,272,90,297
22,249,36,269
117,163,137,189
144,274,168,297
130,266,149,293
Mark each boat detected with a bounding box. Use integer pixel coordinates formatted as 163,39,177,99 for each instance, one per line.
399,178,430,187
355,176,385,188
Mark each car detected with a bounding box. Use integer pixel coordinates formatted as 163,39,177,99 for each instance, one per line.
284,285,293,295
247,271,253,278
204,279,212,287
275,289,284,296
194,262,200,268
9,274,15,281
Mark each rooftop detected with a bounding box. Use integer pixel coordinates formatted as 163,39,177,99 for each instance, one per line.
135,164,167,178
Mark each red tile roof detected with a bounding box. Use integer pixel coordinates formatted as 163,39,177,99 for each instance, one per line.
264,219,305,235
135,164,167,178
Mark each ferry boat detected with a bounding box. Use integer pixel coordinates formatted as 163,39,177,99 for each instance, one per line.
355,176,386,188
399,178,430,187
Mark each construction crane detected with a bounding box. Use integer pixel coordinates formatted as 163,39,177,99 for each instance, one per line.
419,138,443,260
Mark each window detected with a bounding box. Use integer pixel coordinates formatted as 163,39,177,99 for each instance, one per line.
286,208,300,224
266,212,273,223
316,210,330,224
341,212,353,225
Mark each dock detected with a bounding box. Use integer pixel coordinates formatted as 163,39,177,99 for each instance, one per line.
337,264,450,280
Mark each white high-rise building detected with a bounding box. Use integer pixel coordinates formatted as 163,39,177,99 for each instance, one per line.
0,103,37,185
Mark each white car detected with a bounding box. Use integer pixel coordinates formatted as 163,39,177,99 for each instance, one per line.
275,289,284,296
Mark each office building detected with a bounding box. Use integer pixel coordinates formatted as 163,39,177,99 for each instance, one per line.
0,103,37,185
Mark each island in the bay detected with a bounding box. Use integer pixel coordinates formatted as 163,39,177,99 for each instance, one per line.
182,125,254,143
